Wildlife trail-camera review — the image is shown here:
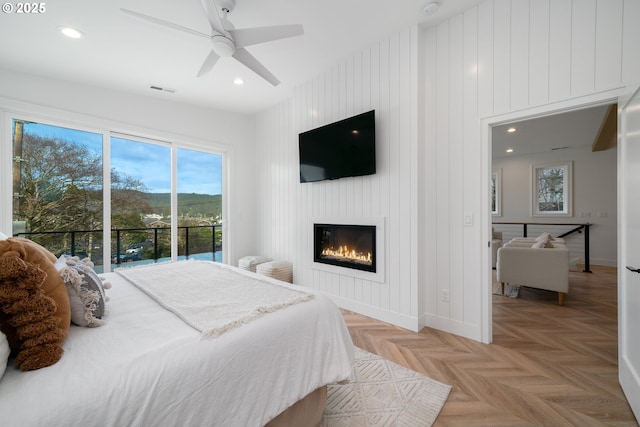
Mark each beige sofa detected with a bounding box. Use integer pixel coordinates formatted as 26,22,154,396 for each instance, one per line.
496,240,569,305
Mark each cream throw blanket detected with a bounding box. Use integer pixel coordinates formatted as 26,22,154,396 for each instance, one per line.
116,260,313,338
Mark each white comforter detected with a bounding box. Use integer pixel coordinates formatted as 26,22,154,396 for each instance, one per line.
0,265,354,427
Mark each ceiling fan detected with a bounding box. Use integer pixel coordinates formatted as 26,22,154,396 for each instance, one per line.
121,0,303,86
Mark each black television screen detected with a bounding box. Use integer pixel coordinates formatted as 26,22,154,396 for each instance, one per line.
299,110,376,183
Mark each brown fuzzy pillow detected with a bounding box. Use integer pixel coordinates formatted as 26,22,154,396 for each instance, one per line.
0,237,71,371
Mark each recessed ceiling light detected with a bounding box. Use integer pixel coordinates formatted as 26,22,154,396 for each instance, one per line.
58,26,84,39
507,127,517,133
506,148,514,153
233,78,244,85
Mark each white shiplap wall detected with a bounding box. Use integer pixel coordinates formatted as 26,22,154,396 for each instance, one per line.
421,0,639,340
256,0,640,339
256,27,421,330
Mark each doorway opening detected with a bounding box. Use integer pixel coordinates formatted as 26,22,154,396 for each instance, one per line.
483,94,622,344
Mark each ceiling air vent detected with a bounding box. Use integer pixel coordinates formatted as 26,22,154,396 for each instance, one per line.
150,85,176,93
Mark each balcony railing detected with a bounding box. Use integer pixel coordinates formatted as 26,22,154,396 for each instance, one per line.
14,224,222,269
492,222,591,272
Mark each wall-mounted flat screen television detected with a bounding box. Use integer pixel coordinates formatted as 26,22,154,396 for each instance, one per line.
298,110,376,183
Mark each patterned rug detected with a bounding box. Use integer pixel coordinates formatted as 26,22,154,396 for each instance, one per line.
322,347,451,426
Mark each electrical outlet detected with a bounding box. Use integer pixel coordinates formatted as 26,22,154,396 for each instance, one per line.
441,289,450,302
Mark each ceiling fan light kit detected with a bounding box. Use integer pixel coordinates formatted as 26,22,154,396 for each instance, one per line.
121,0,303,86
212,35,235,57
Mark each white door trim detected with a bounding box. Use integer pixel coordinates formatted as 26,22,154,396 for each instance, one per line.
480,86,633,344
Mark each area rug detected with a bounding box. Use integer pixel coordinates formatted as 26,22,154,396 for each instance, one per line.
322,347,451,426
492,282,520,298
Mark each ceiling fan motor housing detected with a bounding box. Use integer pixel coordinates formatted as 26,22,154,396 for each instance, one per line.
212,34,235,57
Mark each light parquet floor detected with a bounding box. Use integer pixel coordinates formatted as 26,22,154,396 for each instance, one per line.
341,266,639,426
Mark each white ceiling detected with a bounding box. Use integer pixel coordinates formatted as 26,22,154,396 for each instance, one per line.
0,0,483,115
492,104,613,158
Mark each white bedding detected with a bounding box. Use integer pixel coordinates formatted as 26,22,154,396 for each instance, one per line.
0,263,354,427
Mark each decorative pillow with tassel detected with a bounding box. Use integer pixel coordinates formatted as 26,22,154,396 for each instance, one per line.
55,255,110,327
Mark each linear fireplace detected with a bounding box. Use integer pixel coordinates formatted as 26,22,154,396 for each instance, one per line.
314,223,376,273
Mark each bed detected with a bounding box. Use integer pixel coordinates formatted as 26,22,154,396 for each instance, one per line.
0,260,354,426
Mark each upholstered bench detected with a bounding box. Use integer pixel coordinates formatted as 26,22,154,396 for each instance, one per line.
256,260,293,283
238,255,272,273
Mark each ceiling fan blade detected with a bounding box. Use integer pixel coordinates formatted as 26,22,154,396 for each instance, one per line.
199,0,227,34
229,24,304,48
233,48,280,86
197,49,221,77
120,8,211,39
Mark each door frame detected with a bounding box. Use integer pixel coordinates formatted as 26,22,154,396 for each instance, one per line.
480,86,634,344
617,85,640,419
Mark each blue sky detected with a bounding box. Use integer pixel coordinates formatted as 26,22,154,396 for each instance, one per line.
23,122,222,194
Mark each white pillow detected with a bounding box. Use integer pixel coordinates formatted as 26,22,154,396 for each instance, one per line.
0,330,9,380
0,231,8,240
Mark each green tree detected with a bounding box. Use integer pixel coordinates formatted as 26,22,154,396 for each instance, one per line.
15,133,151,256
537,167,564,212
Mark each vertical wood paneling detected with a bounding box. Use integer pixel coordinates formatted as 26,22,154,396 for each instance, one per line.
255,0,637,336
478,1,495,118
398,28,413,315
436,21,451,318
365,45,378,307
449,14,465,322
255,26,420,327
510,0,530,109
389,32,401,313
549,0,572,101
462,7,481,324
529,0,550,106
622,0,640,84
493,0,511,113
423,27,438,316
595,0,623,90
571,0,597,95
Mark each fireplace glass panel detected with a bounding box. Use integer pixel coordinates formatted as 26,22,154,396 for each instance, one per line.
314,224,376,272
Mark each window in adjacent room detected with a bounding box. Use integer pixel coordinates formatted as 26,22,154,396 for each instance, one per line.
491,169,502,216
531,161,572,216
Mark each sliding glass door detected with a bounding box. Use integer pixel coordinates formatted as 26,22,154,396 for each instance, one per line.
11,119,104,262
110,136,171,268
9,116,224,271
177,148,223,262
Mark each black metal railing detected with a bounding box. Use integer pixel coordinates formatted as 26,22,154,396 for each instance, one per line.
493,222,591,272
15,224,222,266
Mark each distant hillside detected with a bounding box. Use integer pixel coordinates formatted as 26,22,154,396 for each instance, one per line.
146,193,222,218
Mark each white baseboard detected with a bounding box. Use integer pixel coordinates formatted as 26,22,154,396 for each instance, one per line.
324,293,421,332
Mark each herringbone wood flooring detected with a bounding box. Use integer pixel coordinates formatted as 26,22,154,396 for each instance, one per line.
342,266,639,426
